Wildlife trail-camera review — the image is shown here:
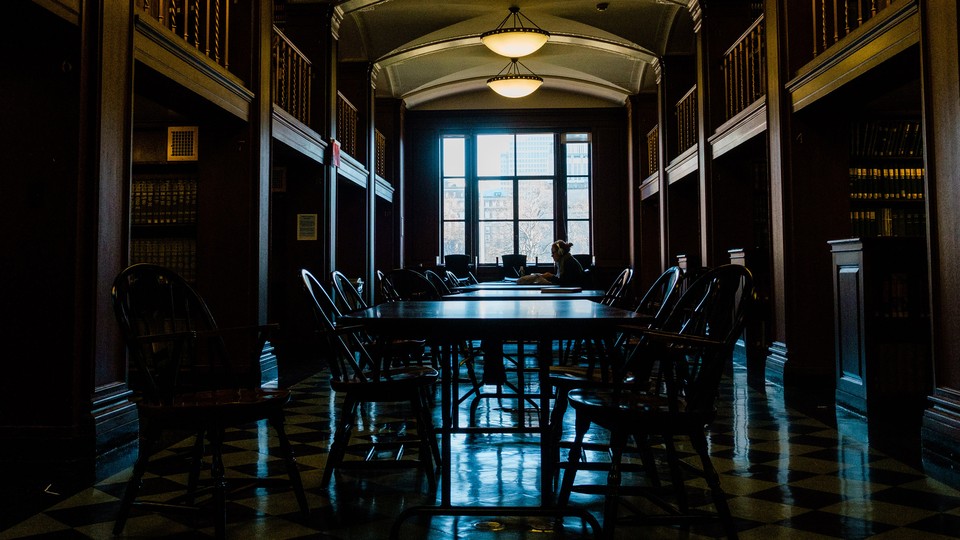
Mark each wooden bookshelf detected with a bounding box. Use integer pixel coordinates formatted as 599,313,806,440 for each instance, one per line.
848,119,926,238
130,128,199,282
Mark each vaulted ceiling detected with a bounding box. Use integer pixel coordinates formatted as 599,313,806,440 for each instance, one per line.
326,0,695,110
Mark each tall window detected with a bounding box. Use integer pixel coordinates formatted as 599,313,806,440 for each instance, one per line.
441,131,591,264
564,133,592,253
441,137,466,256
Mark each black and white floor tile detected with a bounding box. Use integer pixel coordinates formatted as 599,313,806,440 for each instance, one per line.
3,354,960,539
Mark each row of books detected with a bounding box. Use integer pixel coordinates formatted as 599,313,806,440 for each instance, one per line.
131,176,199,225
876,272,924,319
850,119,922,158
848,167,924,200
131,238,197,282
850,209,926,238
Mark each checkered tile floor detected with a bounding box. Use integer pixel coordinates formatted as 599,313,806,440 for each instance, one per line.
3,355,960,539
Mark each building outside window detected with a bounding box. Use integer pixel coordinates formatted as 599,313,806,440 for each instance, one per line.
441,131,591,264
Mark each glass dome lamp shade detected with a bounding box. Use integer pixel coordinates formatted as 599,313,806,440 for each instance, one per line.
487,58,543,98
480,7,550,58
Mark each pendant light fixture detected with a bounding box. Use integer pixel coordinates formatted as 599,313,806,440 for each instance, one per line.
481,7,550,58
487,58,543,98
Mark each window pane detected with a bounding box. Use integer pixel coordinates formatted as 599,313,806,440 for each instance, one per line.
517,133,554,176
443,221,465,255
566,221,590,254
478,179,514,219
518,179,553,219
477,134,514,177
443,137,465,177
443,177,466,219
567,176,589,219
566,142,589,176
519,221,554,261
478,221,514,263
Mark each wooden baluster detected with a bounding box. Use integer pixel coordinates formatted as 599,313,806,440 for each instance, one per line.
223,0,229,69
723,56,730,120
204,0,211,57
213,0,220,63
193,0,200,49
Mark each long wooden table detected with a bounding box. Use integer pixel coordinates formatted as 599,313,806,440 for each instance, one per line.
342,299,641,537
447,288,605,301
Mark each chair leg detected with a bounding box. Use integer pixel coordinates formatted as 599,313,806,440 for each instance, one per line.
185,428,206,505
601,432,627,540
410,390,437,492
634,431,661,488
270,414,309,516
419,386,442,468
549,385,571,487
113,427,158,535
690,431,738,539
207,427,227,540
662,434,688,513
323,396,358,487
558,413,592,506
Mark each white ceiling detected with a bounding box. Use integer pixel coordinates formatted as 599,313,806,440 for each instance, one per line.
325,0,695,110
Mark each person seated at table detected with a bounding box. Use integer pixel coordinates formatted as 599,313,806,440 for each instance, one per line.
517,240,585,287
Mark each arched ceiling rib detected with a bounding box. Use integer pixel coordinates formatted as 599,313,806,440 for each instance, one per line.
331,0,694,109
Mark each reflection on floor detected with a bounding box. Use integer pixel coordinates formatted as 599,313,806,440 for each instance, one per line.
3,355,960,539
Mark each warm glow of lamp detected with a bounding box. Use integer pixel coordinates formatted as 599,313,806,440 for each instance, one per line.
487,58,543,98
481,7,550,58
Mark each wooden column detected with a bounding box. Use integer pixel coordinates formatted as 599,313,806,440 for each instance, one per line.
920,0,960,489
365,63,379,304
656,60,672,271
323,6,341,276
252,0,272,323
763,0,792,384
81,0,139,466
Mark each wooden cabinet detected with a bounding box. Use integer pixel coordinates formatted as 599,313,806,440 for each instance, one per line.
830,237,931,417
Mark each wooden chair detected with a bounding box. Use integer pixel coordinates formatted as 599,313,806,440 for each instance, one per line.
558,264,755,539
549,266,684,482
424,269,454,296
600,267,635,308
110,264,307,539
445,269,466,290
572,254,595,288
385,268,442,300
375,269,402,303
331,270,367,313
331,270,428,369
301,269,441,490
560,266,635,368
443,254,473,278
500,253,527,279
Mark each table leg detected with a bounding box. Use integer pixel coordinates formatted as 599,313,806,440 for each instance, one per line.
539,337,555,507
441,341,453,507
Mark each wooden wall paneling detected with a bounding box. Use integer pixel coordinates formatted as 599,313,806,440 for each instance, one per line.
775,102,851,387
920,0,960,489
267,144,327,364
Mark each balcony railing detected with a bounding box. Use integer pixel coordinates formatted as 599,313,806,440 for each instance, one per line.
136,0,230,69
723,15,766,121
337,93,358,158
676,85,698,155
812,0,894,59
646,125,659,177
272,26,311,125
375,129,386,178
